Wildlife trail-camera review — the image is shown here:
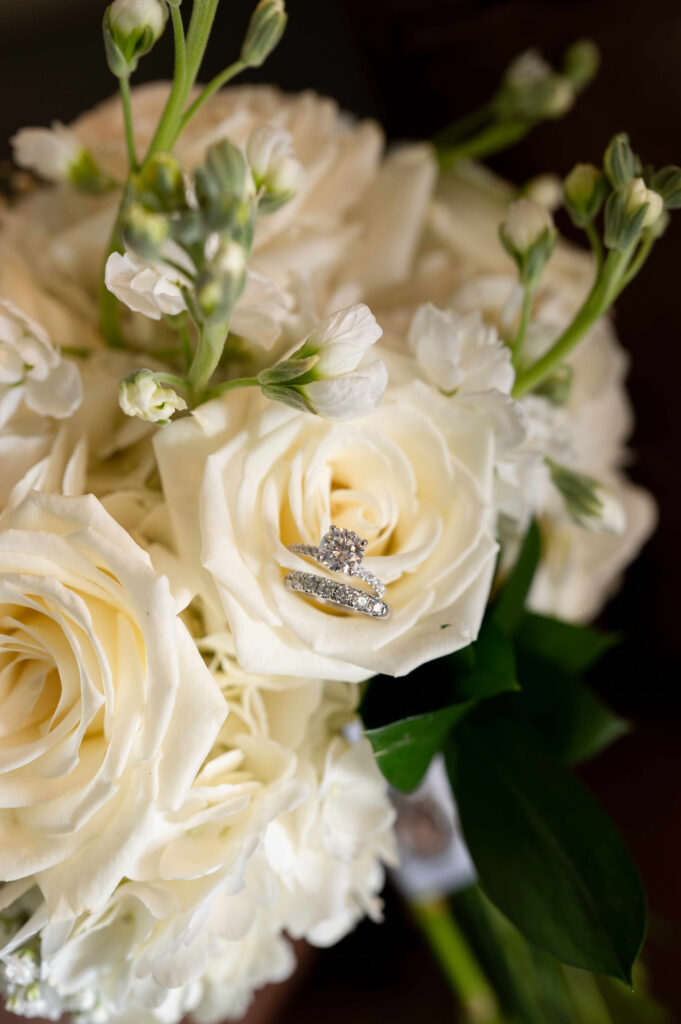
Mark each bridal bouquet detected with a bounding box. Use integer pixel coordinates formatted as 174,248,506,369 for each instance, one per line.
0,1,674,1022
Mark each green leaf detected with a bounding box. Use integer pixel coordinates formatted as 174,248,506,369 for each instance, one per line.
452,617,519,700
515,613,619,676
493,521,541,634
366,703,471,792
446,716,646,982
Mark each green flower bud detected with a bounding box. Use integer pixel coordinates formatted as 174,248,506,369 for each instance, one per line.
122,201,170,258
194,139,256,232
651,165,681,209
500,198,556,288
563,162,607,227
605,177,663,250
241,0,287,69
562,40,600,90
104,0,168,77
195,241,247,323
533,364,573,406
547,460,625,534
603,133,638,188
499,51,575,120
132,152,186,212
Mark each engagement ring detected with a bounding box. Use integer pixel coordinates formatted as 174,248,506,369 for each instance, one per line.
285,525,390,618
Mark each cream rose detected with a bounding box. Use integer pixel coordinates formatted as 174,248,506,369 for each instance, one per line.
0,492,226,918
154,373,499,681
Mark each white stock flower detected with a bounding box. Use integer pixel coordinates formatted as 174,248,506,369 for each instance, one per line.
105,250,189,321
296,303,383,375
119,370,187,423
0,299,82,428
247,123,304,197
407,303,513,395
299,359,388,420
12,123,87,184
0,492,226,918
154,376,499,681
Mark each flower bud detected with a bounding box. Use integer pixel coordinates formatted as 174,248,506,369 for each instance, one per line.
500,51,574,120
11,124,112,193
500,198,556,288
194,139,256,235
122,201,170,259
603,133,637,188
119,369,187,423
132,152,186,212
548,460,626,535
195,241,247,323
524,174,563,211
651,165,681,209
563,162,607,227
104,0,168,77
623,177,664,227
563,40,600,90
241,0,287,68
247,125,303,212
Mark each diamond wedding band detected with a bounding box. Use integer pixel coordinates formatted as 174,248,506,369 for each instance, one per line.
285,524,390,618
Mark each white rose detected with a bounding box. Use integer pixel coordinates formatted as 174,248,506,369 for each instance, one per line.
0,492,226,918
154,375,500,681
0,298,82,429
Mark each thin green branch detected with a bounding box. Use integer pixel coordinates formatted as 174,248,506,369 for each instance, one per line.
179,60,247,132
585,221,604,276
510,287,534,369
118,74,138,172
203,375,260,402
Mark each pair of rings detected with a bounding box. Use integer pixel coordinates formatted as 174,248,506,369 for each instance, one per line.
285,524,390,618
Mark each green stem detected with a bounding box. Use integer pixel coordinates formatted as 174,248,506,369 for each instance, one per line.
119,74,138,172
179,60,247,132
439,119,532,169
203,375,259,402
147,0,220,158
434,102,496,149
99,180,134,348
512,246,632,397
620,232,655,290
156,372,188,389
179,322,193,371
511,287,534,369
585,222,603,276
187,321,230,402
411,899,502,1023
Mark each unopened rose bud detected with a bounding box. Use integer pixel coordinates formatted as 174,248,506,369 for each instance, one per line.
119,369,187,423
195,241,247,322
548,460,626,535
603,133,637,188
122,201,170,258
247,125,303,212
241,0,287,68
11,124,112,193
104,0,168,77
563,162,607,227
132,152,185,212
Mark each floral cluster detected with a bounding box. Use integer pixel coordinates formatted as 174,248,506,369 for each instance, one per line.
0,1,670,1022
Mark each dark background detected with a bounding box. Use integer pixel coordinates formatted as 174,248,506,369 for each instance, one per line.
0,1,679,1020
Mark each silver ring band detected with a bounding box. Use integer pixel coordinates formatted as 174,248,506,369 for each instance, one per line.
285,571,390,618
288,542,385,596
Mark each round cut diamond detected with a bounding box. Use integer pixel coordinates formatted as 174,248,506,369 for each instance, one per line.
318,524,367,574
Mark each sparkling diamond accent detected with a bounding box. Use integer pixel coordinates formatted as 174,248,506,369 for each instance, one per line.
317,524,367,574
285,571,390,618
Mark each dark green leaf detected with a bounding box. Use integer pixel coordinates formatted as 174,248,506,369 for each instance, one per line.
516,613,620,676
493,521,541,634
366,703,471,792
446,716,646,982
452,617,519,700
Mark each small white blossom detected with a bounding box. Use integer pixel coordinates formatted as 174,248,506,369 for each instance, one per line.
0,299,82,428
502,198,555,254
12,123,88,184
108,0,167,38
105,249,190,320
247,124,303,198
301,358,388,420
295,303,383,375
408,303,514,395
119,369,187,422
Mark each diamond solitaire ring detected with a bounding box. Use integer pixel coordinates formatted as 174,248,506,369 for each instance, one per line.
285,525,390,618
